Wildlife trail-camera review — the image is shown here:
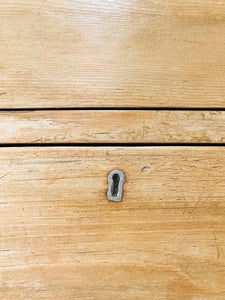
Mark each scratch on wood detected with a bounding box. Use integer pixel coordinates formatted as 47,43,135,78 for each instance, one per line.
0,172,12,180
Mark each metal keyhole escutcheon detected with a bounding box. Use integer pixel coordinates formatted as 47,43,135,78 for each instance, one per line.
107,170,125,202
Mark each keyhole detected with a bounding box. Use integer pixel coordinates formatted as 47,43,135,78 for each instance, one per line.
107,170,125,202
111,173,120,196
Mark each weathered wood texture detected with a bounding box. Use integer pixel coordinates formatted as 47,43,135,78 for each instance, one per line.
0,147,225,299
1,0,225,108
1,110,225,144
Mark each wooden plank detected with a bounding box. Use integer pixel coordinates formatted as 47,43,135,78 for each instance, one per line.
1,0,225,108
0,147,225,299
1,110,225,144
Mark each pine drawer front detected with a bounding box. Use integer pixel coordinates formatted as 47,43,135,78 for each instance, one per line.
1,0,225,108
1,147,225,299
1,0,225,299
1,110,225,144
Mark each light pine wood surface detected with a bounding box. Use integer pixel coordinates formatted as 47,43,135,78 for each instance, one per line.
1,0,225,108
0,147,225,299
1,110,225,144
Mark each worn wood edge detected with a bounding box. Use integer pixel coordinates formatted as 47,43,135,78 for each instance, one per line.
0,110,225,143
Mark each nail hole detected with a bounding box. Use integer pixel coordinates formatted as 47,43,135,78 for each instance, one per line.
111,173,120,196
141,166,150,173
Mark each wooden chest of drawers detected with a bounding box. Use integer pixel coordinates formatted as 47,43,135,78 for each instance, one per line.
1,1,225,299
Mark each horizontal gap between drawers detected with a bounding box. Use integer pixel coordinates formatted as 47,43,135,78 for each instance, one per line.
1,107,225,112
0,143,225,147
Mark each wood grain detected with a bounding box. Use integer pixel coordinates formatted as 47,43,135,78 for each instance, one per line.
1,110,225,144
0,147,225,299
1,0,225,108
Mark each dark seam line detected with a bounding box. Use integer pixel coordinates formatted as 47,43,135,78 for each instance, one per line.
0,143,225,147
1,107,225,112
